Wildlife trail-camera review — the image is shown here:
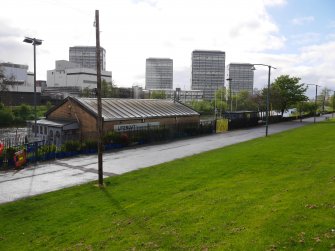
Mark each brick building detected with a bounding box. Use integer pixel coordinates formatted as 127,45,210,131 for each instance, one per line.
29,96,200,145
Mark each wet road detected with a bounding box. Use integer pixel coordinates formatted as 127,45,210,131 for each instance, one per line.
0,115,330,204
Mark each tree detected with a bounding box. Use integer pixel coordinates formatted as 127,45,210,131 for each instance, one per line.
214,87,227,102
187,100,213,115
80,87,92,97
101,80,117,98
150,90,166,99
271,75,308,116
319,87,331,112
0,104,14,126
17,104,32,120
235,91,258,111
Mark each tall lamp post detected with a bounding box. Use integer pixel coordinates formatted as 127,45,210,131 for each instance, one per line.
23,37,42,138
307,84,320,123
226,78,232,111
333,90,335,118
251,64,276,137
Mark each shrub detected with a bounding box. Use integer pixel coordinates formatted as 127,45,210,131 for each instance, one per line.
81,140,98,150
62,141,81,152
103,131,122,144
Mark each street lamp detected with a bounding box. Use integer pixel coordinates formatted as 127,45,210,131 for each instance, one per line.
327,89,335,118
251,64,277,137
306,84,320,123
23,37,42,138
226,78,232,112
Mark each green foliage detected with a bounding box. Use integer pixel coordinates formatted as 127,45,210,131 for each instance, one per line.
46,101,53,111
187,100,213,114
38,145,57,156
214,87,227,101
61,141,81,152
80,87,92,97
15,104,32,120
103,131,122,144
0,104,49,127
4,147,16,160
0,122,334,250
150,90,166,99
271,75,308,116
296,101,317,116
81,140,98,150
80,80,117,98
0,109,14,126
235,91,258,111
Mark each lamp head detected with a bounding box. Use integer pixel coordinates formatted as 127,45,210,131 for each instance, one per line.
23,37,43,45
23,37,33,44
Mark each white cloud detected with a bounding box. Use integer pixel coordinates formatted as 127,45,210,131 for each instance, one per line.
1,0,334,95
263,0,287,7
250,40,335,94
291,16,315,26
290,32,320,46
1,0,286,88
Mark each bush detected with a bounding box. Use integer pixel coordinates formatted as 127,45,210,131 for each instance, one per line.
0,110,14,126
38,144,57,156
62,141,81,152
103,131,122,144
81,140,98,151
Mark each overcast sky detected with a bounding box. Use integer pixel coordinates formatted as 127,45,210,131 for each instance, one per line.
1,0,335,97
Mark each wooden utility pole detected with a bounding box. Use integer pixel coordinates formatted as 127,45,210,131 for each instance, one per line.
95,10,104,186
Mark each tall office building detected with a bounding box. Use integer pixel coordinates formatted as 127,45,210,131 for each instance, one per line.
227,63,254,95
191,50,225,100
145,58,173,90
69,46,106,71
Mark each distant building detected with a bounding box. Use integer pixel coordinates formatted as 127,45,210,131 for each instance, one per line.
148,89,203,102
227,63,254,95
0,62,42,105
69,46,106,71
145,58,173,90
0,62,28,84
46,60,112,89
191,50,226,100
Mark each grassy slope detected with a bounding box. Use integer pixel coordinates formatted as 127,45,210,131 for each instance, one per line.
0,121,334,250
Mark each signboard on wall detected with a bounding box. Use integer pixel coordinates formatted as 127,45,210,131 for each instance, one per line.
114,122,160,132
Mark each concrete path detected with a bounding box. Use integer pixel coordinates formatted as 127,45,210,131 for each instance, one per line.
0,115,330,204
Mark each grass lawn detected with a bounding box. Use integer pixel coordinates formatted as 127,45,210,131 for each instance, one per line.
0,120,334,250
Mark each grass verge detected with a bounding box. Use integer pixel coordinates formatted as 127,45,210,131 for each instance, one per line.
0,120,335,250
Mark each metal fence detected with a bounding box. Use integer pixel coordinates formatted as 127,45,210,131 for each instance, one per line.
0,128,28,148
0,122,215,169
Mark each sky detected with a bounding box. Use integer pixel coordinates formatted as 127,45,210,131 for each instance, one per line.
1,0,335,97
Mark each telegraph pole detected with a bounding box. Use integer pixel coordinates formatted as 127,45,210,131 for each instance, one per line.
95,10,104,186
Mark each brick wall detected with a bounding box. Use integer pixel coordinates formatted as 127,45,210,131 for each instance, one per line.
47,99,97,133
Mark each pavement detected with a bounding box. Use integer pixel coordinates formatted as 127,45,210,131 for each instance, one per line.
0,115,330,204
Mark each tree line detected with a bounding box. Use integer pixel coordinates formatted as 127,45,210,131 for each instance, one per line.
187,75,335,117
0,103,52,127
